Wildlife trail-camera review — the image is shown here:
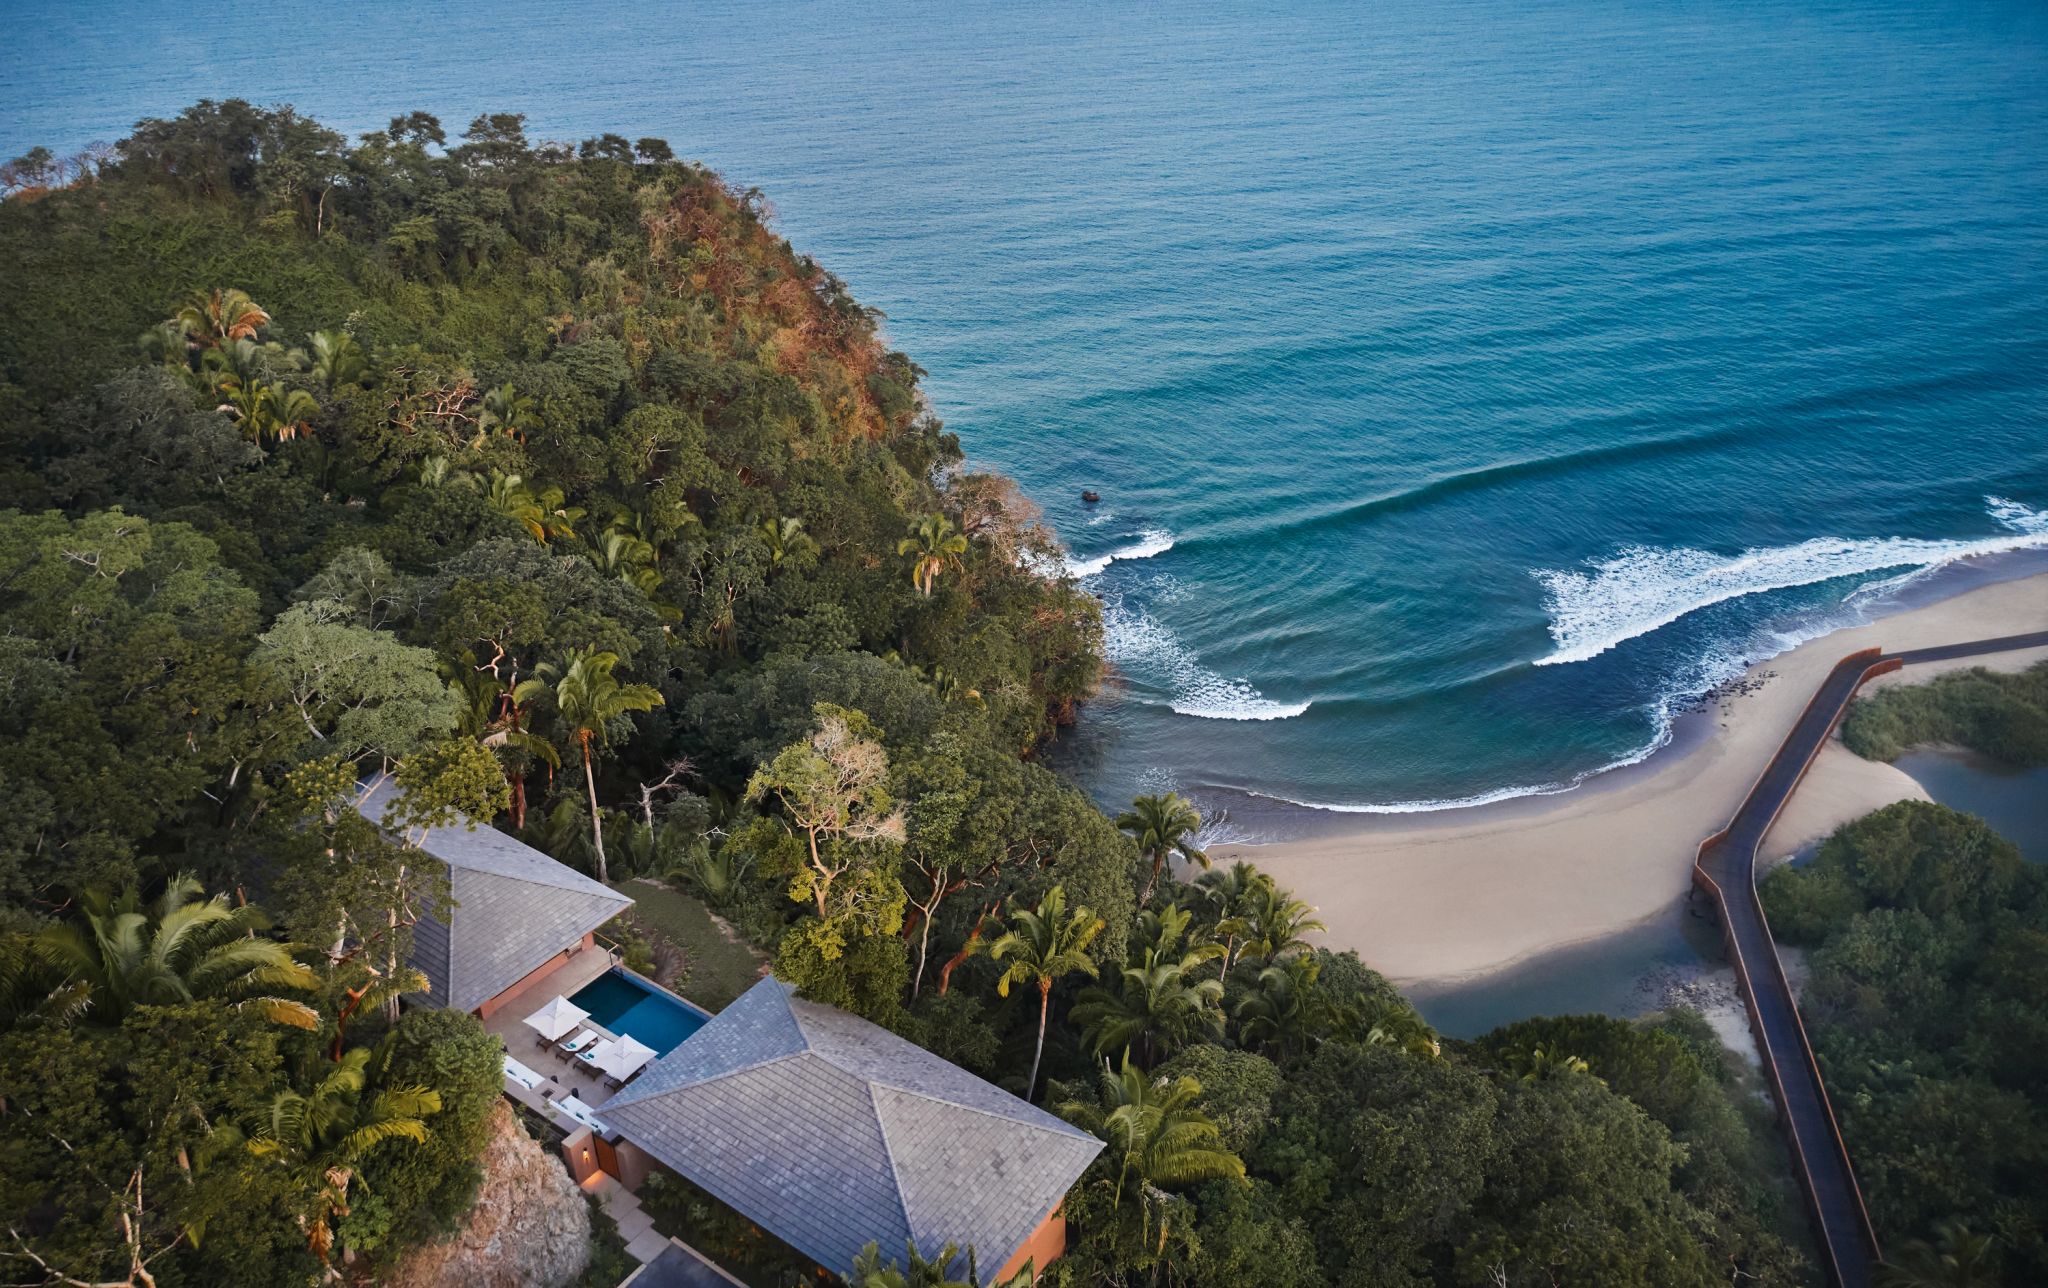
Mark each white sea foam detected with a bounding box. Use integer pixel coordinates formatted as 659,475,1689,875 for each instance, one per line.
1533,496,2048,666
1067,528,1176,578
1237,660,1732,814
1143,572,1191,605
1245,609,1893,816
1103,597,1310,721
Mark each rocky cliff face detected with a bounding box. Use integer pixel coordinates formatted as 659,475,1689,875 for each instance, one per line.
381,1101,592,1288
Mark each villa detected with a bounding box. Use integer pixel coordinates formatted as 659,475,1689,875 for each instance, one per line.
356,784,1100,1282
356,780,636,1018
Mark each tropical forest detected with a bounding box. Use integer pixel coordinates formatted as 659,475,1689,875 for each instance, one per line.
3,101,2023,1288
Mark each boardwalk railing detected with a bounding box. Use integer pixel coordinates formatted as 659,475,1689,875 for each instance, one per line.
1690,648,1890,1288
1689,628,2048,1287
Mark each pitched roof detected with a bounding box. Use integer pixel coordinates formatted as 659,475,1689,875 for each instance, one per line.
354,778,633,1013
602,978,1102,1277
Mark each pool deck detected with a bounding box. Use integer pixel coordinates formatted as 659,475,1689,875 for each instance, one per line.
485,943,636,1109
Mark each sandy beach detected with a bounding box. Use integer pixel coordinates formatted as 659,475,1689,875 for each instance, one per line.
1214,569,2048,986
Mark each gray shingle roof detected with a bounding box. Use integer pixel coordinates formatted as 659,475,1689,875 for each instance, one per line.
603,978,1102,1277
355,778,633,1013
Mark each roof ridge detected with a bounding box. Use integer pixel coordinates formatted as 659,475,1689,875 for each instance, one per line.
866,1078,1102,1144
864,1079,920,1249
460,862,633,901
607,1049,809,1109
785,994,1098,1142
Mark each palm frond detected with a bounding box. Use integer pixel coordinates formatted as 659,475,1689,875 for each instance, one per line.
371,1086,443,1121
338,1117,429,1158
239,996,321,1029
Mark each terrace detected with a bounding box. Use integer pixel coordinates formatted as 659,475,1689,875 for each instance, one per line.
485,941,713,1122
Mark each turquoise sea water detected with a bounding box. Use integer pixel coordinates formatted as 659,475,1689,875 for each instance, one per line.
5,0,2046,829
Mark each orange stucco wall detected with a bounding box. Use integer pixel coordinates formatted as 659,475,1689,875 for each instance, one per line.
474,932,597,1020
996,1204,1067,1281
561,1127,602,1186
609,1138,660,1191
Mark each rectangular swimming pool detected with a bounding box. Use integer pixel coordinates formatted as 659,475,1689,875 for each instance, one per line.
570,969,712,1055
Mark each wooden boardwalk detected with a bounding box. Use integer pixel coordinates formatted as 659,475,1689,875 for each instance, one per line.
1691,631,2048,1288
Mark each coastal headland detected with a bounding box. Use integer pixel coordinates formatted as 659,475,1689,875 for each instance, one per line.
1212,570,2048,986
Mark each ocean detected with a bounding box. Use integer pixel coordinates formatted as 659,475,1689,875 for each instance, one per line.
5,0,2045,833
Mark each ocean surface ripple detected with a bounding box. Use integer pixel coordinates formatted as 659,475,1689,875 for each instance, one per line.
5,0,2044,826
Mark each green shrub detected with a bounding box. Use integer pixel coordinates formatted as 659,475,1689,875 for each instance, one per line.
346,1007,506,1258
1842,662,2048,765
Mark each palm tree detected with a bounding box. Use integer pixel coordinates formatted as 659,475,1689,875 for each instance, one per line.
849,1240,1030,1288
485,471,584,545
476,382,536,444
586,528,660,595
514,649,664,883
174,287,270,350
34,875,318,1029
613,494,699,553
1117,793,1207,907
1237,882,1325,964
1060,1056,1245,1256
449,666,558,831
215,372,319,445
1512,1044,1595,1082
0,934,90,1029
1070,906,1225,1067
759,514,815,571
256,384,320,443
308,330,367,390
417,455,477,490
1360,1000,1442,1060
1194,861,1269,985
1877,1224,2003,1288
1233,954,1322,1059
989,885,1105,1101
210,1045,440,1266
898,513,968,596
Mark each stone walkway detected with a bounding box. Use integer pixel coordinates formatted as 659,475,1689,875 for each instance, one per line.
583,1173,748,1287
581,1172,668,1263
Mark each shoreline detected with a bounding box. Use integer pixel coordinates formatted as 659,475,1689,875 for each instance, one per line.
1210,564,2048,987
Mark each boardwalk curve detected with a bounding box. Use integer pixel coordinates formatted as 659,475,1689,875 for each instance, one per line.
1690,630,2048,1288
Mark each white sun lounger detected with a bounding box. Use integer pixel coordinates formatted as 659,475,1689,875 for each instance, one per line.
577,1038,618,1072
503,1054,547,1092
552,1092,607,1136
556,1028,600,1059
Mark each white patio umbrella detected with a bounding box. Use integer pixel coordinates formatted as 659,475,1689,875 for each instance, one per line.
597,1034,658,1081
522,995,589,1043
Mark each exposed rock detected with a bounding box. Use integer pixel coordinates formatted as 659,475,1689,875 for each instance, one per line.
1080,490,1100,503
1634,961,1761,1067
1671,668,1780,719
380,1100,591,1288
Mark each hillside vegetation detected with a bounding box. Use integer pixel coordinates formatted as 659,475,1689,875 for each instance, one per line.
2,104,1813,1287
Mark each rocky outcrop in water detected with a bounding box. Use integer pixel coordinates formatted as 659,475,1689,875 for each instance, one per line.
380,1100,591,1288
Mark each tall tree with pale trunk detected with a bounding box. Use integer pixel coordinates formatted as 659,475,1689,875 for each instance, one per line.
515,648,662,882
1118,792,1207,906
990,884,1104,1102
745,704,907,921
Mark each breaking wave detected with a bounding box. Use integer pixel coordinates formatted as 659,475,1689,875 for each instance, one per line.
1533,496,2048,666
1103,596,1310,721
1067,528,1175,578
